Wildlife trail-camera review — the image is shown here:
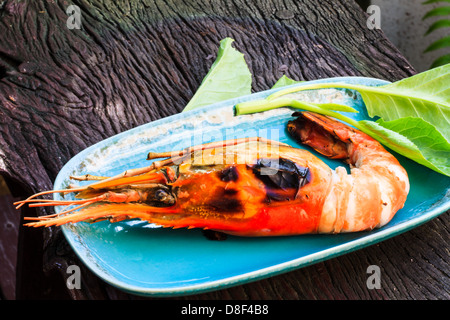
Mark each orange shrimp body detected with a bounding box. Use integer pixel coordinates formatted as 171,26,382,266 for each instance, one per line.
17,112,409,236
288,112,410,233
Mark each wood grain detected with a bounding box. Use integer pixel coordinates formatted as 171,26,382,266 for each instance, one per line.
0,0,447,300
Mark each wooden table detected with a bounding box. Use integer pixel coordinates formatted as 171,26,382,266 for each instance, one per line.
0,0,448,300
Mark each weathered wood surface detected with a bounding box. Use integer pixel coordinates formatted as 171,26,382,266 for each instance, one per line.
0,0,448,299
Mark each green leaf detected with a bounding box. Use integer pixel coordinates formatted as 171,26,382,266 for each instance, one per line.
182,38,252,112
431,53,450,68
267,64,450,142
358,64,450,142
422,0,450,4
271,75,304,89
422,6,450,20
236,95,450,176
236,65,450,176
235,98,358,116
359,118,450,176
425,19,450,35
424,35,450,52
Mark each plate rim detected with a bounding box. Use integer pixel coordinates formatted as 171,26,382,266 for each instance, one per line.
57,76,450,297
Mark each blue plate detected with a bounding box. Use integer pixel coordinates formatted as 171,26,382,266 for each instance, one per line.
55,77,450,297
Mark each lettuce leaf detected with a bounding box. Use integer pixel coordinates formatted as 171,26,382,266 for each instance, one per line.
268,64,450,143
271,75,304,89
352,64,450,143
182,38,252,112
236,64,450,176
359,117,450,176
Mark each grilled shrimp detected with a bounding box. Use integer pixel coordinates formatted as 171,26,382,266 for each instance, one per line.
16,112,409,236
287,112,409,233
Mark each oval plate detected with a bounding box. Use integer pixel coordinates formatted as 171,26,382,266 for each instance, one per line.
55,77,450,297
